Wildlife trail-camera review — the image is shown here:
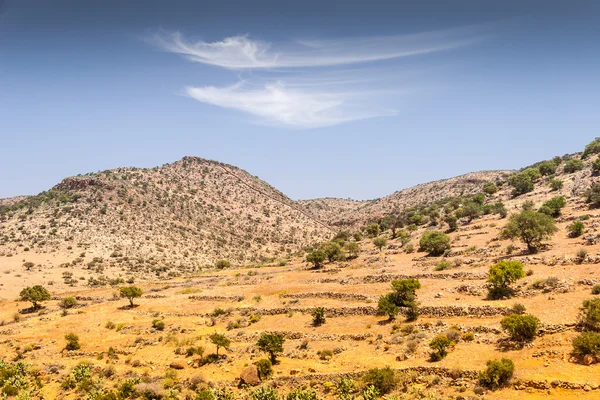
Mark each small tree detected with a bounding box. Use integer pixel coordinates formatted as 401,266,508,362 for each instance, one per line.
19,285,51,309
209,333,231,357
215,260,231,269
500,210,557,253
311,307,326,326
319,241,344,262
65,333,80,351
586,183,600,208
345,242,360,259
419,231,451,256
593,158,600,175
373,236,387,252
479,358,515,389
59,297,78,310
580,299,600,332
549,179,563,191
444,215,458,232
563,158,585,173
500,314,540,342
377,294,398,320
429,334,452,361
119,286,142,307
539,196,566,218
487,260,525,299
483,182,498,195
306,250,326,268
365,223,380,238
508,173,534,196
537,160,557,176
257,333,285,364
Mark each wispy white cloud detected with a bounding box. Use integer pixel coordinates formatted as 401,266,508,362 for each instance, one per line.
186,81,397,128
152,27,485,128
153,28,482,70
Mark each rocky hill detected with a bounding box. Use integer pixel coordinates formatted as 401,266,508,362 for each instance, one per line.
0,157,334,277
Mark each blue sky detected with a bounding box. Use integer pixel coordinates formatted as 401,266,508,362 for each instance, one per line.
1,1,599,200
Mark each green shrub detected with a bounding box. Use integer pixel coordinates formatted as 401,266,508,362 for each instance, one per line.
592,285,600,295
500,314,539,342
373,236,387,251
538,160,557,176
587,183,600,208
306,250,326,268
483,182,498,195
508,173,534,196
429,334,452,361
462,332,475,341
419,231,451,256
249,386,279,400
215,260,231,269
511,303,526,315
152,319,165,331
479,358,515,389
311,307,326,326
572,332,600,356
564,159,585,173
60,296,78,309
434,259,452,271
65,333,80,351
254,358,273,380
549,179,563,191
500,210,557,253
583,138,600,158
363,366,396,395
580,299,600,331
568,220,585,238
487,261,525,299
286,387,317,400
539,197,566,217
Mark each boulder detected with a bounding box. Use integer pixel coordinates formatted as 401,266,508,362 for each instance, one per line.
240,365,261,386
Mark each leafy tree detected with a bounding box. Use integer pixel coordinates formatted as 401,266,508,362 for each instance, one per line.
593,158,600,175
567,220,585,238
537,160,557,176
345,242,360,259
65,333,81,351
319,241,344,263
311,307,326,326
377,294,398,320
209,333,231,357
362,367,396,395
19,285,51,309
586,183,600,208
215,260,231,269
572,332,600,356
487,260,525,299
257,333,285,364
419,230,451,256
500,210,557,253
500,314,540,342
583,138,600,158
254,358,273,380
548,179,563,191
564,158,585,173
373,236,387,251
580,298,600,332
508,173,534,196
429,334,452,361
305,250,326,268
479,358,515,390
457,201,483,222
365,223,380,238
119,286,142,307
539,196,566,217
444,215,458,232
522,167,541,181
483,182,498,195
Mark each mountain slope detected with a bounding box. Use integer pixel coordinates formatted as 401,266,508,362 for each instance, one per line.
0,157,333,276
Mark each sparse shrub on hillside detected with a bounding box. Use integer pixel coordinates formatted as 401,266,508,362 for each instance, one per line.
215,260,231,269
209,333,230,357
59,296,78,309
508,172,534,196
500,314,539,342
592,285,600,295
363,367,396,395
511,303,526,315
434,259,452,271
549,179,563,191
539,196,566,217
479,358,515,389
306,249,326,268
568,220,585,238
320,241,344,262
564,159,585,173
580,299,600,332
538,160,557,176
419,231,451,256
378,294,399,320
257,333,285,364
249,386,279,400
483,182,498,195
119,285,142,307
462,332,475,341
444,215,458,232
500,210,557,253
373,236,387,251
311,307,326,326
429,334,452,361
19,285,51,309
487,261,525,299
577,248,588,264
254,358,273,380
152,319,165,331
365,223,380,238
586,183,600,208
583,138,600,158
572,332,600,356
345,241,360,259
65,333,80,351
353,232,363,241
